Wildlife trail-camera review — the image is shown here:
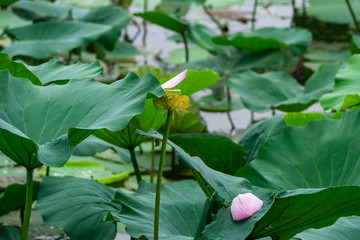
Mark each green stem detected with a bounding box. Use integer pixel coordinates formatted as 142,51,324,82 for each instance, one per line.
154,110,172,240
291,0,297,27
181,32,189,63
346,0,360,34
129,147,142,184
202,3,227,36
45,166,50,176
302,0,306,25
150,139,155,183
21,169,34,240
78,47,82,62
142,0,148,47
251,0,258,31
66,51,72,65
192,170,213,198
226,87,235,133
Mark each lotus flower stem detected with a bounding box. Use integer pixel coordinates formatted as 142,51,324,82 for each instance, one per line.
66,51,72,65
181,32,189,62
21,169,34,240
45,166,50,176
202,3,227,36
150,139,155,183
142,0,148,48
226,87,235,133
129,147,142,184
345,0,360,34
78,47,82,62
154,110,172,240
251,0,258,31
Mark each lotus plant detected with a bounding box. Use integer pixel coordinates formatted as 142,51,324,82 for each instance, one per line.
153,69,189,240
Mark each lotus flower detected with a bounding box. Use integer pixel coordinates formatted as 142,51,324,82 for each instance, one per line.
231,193,263,221
161,69,188,89
155,69,190,114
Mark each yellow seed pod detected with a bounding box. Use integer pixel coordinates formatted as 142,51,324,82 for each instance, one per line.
154,89,190,114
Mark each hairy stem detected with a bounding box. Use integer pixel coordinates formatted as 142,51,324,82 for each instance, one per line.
154,110,172,240
21,169,34,240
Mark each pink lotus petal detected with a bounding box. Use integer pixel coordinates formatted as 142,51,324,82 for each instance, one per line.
231,193,263,221
161,69,188,89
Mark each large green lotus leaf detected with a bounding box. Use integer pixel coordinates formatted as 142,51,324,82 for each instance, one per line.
203,186,360,240
137,129,253,201
160,69,220,96
283,112,326,127
81,6,130,50
177,49,297,74
321,54,360,111
165,46,209,64
0,53,41,85
228,71,303,112
304,0,360,25
26,59,103,85
227,62,340,112
292,216,360,240
0,53,103,85
0,182,40,216
113,180,207,240
0,10,30,28
239,115,286,162
155,0,192,17
212,27,312,55
187,23,227,55
134,11,189,34
105,41,142,59
94,99,164,149
0,226,24,240
196,93,244,112
72,135,114,156
274,62,341,111
239,113,326,163
169,133,247,175
36,176,121,240
236,109,360,192
3,21,111,59
11,0,88,21
0,70,163,169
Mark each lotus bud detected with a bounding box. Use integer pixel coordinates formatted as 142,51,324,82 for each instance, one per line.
231,193,263,221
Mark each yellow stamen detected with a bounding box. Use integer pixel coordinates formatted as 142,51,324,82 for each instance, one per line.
154,89,190,114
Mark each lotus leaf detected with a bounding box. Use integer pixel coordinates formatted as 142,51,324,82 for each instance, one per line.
227,62,340,112
321,54,360,111
0,70,163,169
37,176,121,240
212,27,312,56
